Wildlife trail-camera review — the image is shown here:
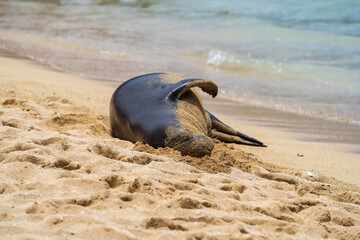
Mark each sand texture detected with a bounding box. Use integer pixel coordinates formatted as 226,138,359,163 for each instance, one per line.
0,56,360,239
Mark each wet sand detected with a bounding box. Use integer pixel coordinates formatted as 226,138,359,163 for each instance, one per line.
204,97,360,146
0,55,360,239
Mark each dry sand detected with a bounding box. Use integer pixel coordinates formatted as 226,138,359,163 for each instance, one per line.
0,56,359,239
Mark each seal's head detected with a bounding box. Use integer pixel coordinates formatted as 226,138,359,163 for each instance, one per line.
179,135,214,157
164,127,214,157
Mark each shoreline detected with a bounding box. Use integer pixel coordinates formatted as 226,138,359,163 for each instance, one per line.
1,33,360,127
0,52,359,185
1,45,359,155
2,45,359,146
1,52,360,239
203,96,360,151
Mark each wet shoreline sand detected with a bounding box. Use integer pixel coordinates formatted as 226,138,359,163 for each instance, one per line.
0,51,360,239
1,46,359,183
203,96,360,150
2,45,359,148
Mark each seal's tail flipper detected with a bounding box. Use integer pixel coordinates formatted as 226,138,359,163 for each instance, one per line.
166,78,218,101
207,111,266,147
210,130,265,147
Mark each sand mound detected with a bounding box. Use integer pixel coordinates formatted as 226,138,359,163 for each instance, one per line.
1,77,360,239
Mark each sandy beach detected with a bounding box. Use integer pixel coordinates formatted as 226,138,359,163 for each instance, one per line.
1,55,360,239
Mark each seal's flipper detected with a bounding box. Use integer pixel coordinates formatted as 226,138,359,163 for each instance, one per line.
207,111,266,147
210,130,265,147
166,78,218,101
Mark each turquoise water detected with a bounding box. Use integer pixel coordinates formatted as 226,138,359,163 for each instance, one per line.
0,0,359,124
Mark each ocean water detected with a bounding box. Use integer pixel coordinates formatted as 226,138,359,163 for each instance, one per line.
0,0,359,124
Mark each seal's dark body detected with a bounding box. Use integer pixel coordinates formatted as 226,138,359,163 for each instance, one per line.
110,73,266,157
110,73,179,148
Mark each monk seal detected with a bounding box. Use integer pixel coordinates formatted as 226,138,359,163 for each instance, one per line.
110,73,266,157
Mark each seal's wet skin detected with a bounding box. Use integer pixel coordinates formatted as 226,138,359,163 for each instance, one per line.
110,73,266,157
